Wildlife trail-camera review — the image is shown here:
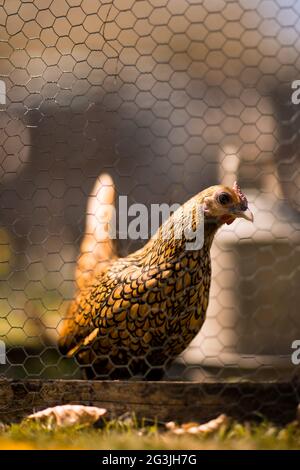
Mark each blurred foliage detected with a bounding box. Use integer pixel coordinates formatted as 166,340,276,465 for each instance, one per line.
0,228,13,277
1,417,300,450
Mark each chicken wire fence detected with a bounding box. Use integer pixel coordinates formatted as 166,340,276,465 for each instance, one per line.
0,0,299,385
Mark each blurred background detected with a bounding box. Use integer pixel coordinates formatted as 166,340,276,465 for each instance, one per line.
0,0,299,380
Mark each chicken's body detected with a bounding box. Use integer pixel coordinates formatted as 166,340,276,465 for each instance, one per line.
59,178,253,379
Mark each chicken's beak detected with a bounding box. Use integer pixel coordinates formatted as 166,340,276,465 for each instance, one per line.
235,208,254,222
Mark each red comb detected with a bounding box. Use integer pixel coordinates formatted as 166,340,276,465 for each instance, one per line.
233,181,248,210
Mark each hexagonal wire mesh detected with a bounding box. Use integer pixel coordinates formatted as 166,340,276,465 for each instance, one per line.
0,0,299,389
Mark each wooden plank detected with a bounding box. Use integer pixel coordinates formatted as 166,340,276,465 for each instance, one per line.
0,379,299,424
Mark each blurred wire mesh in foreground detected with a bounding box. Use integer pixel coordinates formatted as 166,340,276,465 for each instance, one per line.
0,0,299,381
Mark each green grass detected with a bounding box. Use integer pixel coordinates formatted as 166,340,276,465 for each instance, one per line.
1,418,300,450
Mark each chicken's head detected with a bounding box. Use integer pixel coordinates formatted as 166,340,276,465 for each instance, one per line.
203,181,254,225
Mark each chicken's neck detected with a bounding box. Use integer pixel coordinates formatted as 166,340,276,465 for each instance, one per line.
140,209,220,267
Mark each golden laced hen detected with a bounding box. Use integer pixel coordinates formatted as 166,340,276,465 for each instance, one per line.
59,176,253,379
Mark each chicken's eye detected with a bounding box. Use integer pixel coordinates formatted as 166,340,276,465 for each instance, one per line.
218,192,232,205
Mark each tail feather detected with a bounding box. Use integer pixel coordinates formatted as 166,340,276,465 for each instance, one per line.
76,173,117,290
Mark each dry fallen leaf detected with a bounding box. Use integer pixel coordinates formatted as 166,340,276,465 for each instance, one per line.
166,414,229,436
25,404,107,430
197,414,229,434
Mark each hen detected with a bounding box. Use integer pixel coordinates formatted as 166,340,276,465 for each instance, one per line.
59,176,253,379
